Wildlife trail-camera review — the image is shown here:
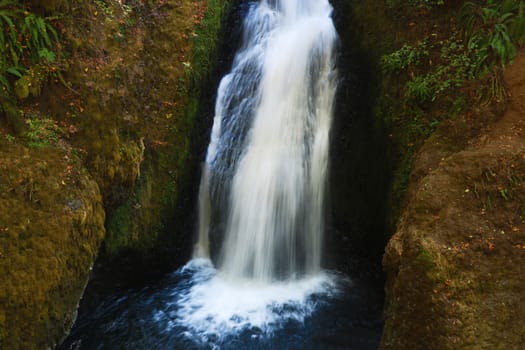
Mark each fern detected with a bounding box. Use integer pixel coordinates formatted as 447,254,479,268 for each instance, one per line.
460,0,525,69
0,1,59,99
6,66,24,78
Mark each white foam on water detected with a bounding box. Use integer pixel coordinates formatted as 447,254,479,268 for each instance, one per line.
160,259,343,342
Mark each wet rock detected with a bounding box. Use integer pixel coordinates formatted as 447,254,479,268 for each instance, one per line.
66,199,83,211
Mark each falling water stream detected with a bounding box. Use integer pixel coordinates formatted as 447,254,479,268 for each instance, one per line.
61,1,382,349
196,0,335,282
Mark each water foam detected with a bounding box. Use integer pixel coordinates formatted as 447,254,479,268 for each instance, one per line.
156,259,343,343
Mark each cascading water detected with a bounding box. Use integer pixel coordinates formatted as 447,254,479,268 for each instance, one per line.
196,0,337,283
172,0,342,341
60,1,384,348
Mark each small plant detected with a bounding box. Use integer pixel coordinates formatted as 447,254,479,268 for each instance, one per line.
384,36,481,105
0,0,59,105
24,114,63,148
406,75,434,102
94,0,114,18
404,40,476,103
381,41,429,74
499,187,510,200
22,12,58,62
461,0,525,68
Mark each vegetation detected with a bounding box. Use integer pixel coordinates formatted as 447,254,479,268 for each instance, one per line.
382,2,525,108
103,0,235,265
372,0,525,222
0,0,59,104
24,113,63,148
0,0,236,348
187,0,230,87
461,0,525,68
349,2,525,349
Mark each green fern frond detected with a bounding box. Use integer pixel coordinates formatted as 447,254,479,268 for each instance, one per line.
6,65,24,77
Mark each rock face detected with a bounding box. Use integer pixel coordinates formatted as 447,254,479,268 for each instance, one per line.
333,1,525,348
0,0,234,348
0,143,105,349
381,51,525,349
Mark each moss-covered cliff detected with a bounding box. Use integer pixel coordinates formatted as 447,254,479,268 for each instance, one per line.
0,0,235,348
338,0,525,348
0,141,105,349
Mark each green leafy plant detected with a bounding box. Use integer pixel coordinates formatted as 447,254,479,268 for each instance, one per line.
406,76,433,102
25,115,63,148
461,0,525,68
381,41,429,74
0,0,58,98
387,38,478,104
94,0,114,17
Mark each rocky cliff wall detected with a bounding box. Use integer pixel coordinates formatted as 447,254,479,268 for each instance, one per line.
338,1,525,348
0,0,235,348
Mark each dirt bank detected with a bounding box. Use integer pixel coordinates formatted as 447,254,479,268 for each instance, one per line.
382,49,525,350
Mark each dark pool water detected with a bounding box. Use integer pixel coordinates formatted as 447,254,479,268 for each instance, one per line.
60,259,382,350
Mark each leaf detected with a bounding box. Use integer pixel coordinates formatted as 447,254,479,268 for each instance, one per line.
500,0,517,15
9,45,18,65
6,66,24,77
0,27,4,48
0,74,9,89
0,13,15,28
498,12,514,24
38,48,55,62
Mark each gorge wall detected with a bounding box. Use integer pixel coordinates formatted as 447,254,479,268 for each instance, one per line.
340,1,525,349
0,0,236,348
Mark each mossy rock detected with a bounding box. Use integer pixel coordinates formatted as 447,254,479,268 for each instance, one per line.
14,76,31,100
0,142,105,349
2,102,26,135
100,0,234,264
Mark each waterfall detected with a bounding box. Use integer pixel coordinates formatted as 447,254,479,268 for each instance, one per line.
59,2,385,347
195,0,337,283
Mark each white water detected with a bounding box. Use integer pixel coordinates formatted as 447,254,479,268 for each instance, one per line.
196,0,337,282
189,0,338,339
163,258,343,343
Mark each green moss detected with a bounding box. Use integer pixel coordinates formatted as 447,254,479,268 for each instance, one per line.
14,76,30,99
0,1,237,346
0,143,105,349
2,102,25,135
105,201,135,256
188,0,231,86
102,0,233,262
415,247,435,272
